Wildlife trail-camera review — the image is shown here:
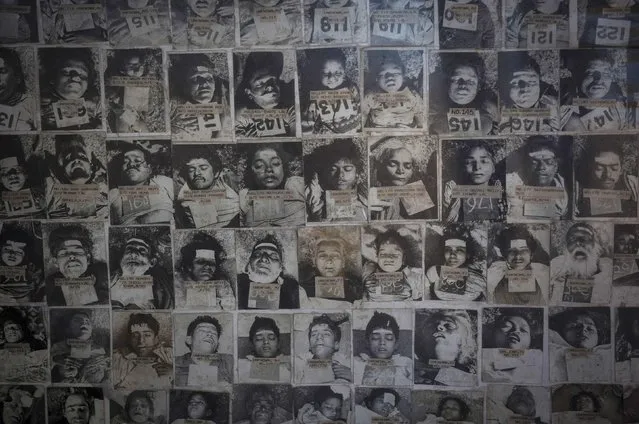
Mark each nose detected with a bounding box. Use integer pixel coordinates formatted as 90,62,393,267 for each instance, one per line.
437,322,445,331
471,161,479,171
396,165,405,175
257,253,270,263
457,79,468,88
592,72,602,82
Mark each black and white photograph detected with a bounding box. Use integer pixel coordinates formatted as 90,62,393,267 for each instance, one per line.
49,308,110,384
486,385,550,424
235,229,301,309
297,226,362,308
487,223,550,305
293,313,352,384
369,0,435,46
482,307,544,384
505,135,572,220
238,0,302,46
47,387,105,424
441,138,507,222
428,51,499,136
549,221,613,305
573,135,639,219
411,389,484,424
437,0,500,48
352,309,413,386
578,0,639,47
304,0,368,44
293,386,351,424
551,384,622,424
43,133,109,220
237,314,292,383
624,385,639,423
38,47,103,131
173,229,236,309
109,225,174,310
106,0,171,46
0,221,45,304
0,0,39,43
170,0,235,48
0,306,48,383
504,0,571,48
112,312,173,389
169,52,233,143
354,387,411,424
173,313,234,387
169,390,230,424
612,225,639,304
360,223,423,304
172,144,240,229
232,385,293,424
304,138,368,222
109,389,169,424
423,222,487,302
234,51,297,139
0,47,37,131
43,222,109,306
40,0,107,43
0,385,45,423
362,48,424,131
298,48,361,136
237,142,305,227
368,136,438,221
107,139,174,226
413,308,478,386
615,308,639,382
549,306,612,383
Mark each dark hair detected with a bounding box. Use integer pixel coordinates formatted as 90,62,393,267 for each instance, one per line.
48,224,93,258
572,50,614,81
365,311,399,340
177,147,222,184
308,314,341,343
63,390,94,417
549,308,610,346
496,225,537,255
124,391,154,420
121,143,153,166
186,391,215,418
305,48,348,90
505,387,536,417
41,48,97,99
0,307,27,337
524,136,559,157
488,309,544,350
499,52,540,103
437,397,470,420
249,316,280,342
187,315,222,339
0,48,25,96
440,224,479,266
367,50,404,76
127,313,160,336
109,143,155,188
455,140,498,185
243,143,292,190
585,139,624,164
170,54,218,101
569,391,601,412
178,232,225,277
364,388,399,408
315,386,343,407
246,386,275,409
614,226,639,254
0,226,32,265
238,52,283,91
310,139,363,188
443,53,485,88
375,229,409,259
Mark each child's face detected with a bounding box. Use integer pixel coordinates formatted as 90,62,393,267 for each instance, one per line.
376,63,404,93
463,147,494,185
378,241,404,273
448,65,478,105
322,0,350,8
321,60,346,90
187,0,218,16
0,159,26,192
368,328,397,359
509,70,540,109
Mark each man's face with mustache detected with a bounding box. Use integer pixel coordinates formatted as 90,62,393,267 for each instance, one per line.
120,241,153,275
581,60,613,99
448,65,479,105
54,60,89,100
248,246,282,282
189,322,219,354
327,158,357,190
309,323,338,359
252,329,279,358
592,151,622,189
368,328,396,359
431,316,462,362
186,158,215,190
187,0,217,15
59,147,92,184
1,240,26,267
69,313,92,341
315,242,344,277
55,240,89,278
563,315,598,349
188,67,216,103
376,63,404,93
122,150,151,186
129,323,159,357
64,395,91,424
121,56,145,78
249,396,275,424
567,228,596,262
246,69,281,109
527,149,558,186
493,316,531,350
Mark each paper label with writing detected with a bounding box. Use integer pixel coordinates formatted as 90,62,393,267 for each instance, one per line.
315,276,345,299
580,106,619,131
53,99,89,128
566,349,606,381
434,366,475,386
516,185,565,201
312,94,357,123
562,278,594,302
197,113,222,133
242,109,288,136
254,7,291,42
447,108,482,135
374,272,406,295
507,269,535,292
0,104,20,131
2,343,29,354
326,189,357,220
123,86,150,112
120,185,160,217
442,1,478,30
117,275,154,307
428,359,455,368
584,188,629,215
0,266,26,282
314,8,353,42
462,196,500,220
248,282,280,309
2,189,37,217
55,277,98,305
61,5,100,32
249,357,280,380
508,416,536,424
372,11,416,40
188,17,226,45
499,348,526,358
187,363,218,386
452,185,502,198
441,266,468,280
307,358,331,369
501,109,547,133
185,280,221,307
613,256,639,280
596,17,630,45
123,8,160,36
375,181,435,215
527,22,557,47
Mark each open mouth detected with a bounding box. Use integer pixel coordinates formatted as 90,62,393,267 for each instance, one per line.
433,332,445,340
507,334,520,344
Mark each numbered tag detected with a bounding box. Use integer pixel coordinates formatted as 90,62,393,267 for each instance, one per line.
326,189,357,220
316,97,355,121
315,276,345,299
314,8,353,42
197,114,221,132
613,256,639,280
2,189,37,217
64,12,95,32
124,9,160,36
584,188,628,216
254,8,291,42
505,114,542,133
0,266,26,283
463,196,500,221
188,363,218,386
188,18,225,45
185,281,218,307
439,267,468,295
442,1,478,31
117,275,154,307
562,278,594,303
507,269,535,292
375,272,405,296
53,99,89,128
447,108,482,135
120,185,158,217
249,357,280,380
595,17,631,46
0,13,20,39
55,277,99,306
0,104,19,131
372,12,411,41
566,349,606,381
362,359,395,385
527,23,556,48
252,117,286,136
248,282,280,309
523,201,555,218
123,87,150,112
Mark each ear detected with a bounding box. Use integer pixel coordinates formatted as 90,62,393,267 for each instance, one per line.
186,336,192,347
333,341,340,352
150,256,157,266
245,88,252,98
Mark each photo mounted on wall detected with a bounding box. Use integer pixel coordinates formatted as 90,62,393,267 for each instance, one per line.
615,307,639,383
169,390,230,424
0,47,37,131
38,47,103,131
354,387,411,424
303,0,368,44
304,138,368,222
437,0,500,49
0,306,48,383
411,389,484,424
293,386,351,423
612,225,639,304
551,384,622,424
106,0,171,46
298,47,361,137
369,0,435,46
0,221,44,304
234,51,297,139
504,0,571,48
577,0,639,47
0,0,39,44
48,387,104,424
232,385,293,424
40,0,107,43
109,390,168,423
170,0,235,48
428,51,499,136
237,0,302,46
169,52,233,143
104,48,168,135
487,385,550,424
423,222,487,302
362,48,424,131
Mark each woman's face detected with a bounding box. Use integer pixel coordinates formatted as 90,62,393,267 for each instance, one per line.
463,146,494,185
128,397,152,424
494,316,531,350
580,60,613,100
432,316,462,362
377,241,404,273
509,70,540,109
562,315,599,349
54,59,89,100
448,65,479,105
0,58,20,103
321,60,346,90
443,240,467,268
382,148,413,186
251,148,284,189
1,240,26,267
327,158,357,190
505,240,532,270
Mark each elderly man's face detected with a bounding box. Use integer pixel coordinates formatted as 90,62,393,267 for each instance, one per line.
54,59,89,100
55,240,89,278
246,69,280,109
128,397,152,424
129,323,159,357
187,0,217,16
527,148,558,186
592,151,622,189
563,315,598,349
463,147,494,185
309,323,338,359
319,397,342,421
505,241,532,270
0,159,26,192
187,394,210,419
327,158,357,190
69,313,92,341
252,148,284,189
494,316,531,350
444,240,467,268
615,233,636,254
448,66,479,105
121,55,145,78
190,251,217,281
377,241,404,273
0,58,20,103
432,316,462,362
1,240,26,267
252,329,279,358
581,60,613,99
186,158,216,190
120,241,153,276
440,400,463,421
376,63,404,93
567,228,596,261
368,328,396,359
315,242,344,277
2,399,23,424
64,394,91,424
383,148,413,186
248,246,282,282
249,395,275,424
3,321,23,343
122,150,151,185
188,67,216,103
59,146,92,185
369,394,395,417
509,70,540,108
189,322,219,354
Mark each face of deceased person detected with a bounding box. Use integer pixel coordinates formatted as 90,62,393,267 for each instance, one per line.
186,158,216,190
506,390,535,417
592,150,622,190
0,158,26,192
327,158,357,190
321,60,346,90
54,59,89,100
129,322,159,357
248,245,282,283
565,226,602,278
448,66,479,106
1,239,26,267
120,239,153,276
368,328,397,359
432,316,463,362
319,397,342,421
533,0,560,13
505,239,532,270
245,68,281,109
190,250,217,281
368,393,396,417
376,62,404,93
309,323,338,359
122,149,152,186
527,148,558,186
128,395,152,424
377,241,404,273
562,314,598,349
64,394,91,424
121,55,145,78
249,393,275,424
2,397,24,424
188,322,219,354
463,146,494,185
188,394,211,419
252,329,279,358
187,0,217,16
440,399,463,421
127,0,150,8
493,316,531,350
252,0,281,8
509,70,540,109
321,0,350,7
444,239,467,268
55,240,89,278
3,320,23,343
580,60,613,99
69,313,92,341
252,148,284,189
382,148,413,186
0,58,20,103
615,232,636,254
188,66,216,104
58,144,92,185
574,394,596,413
315,241,344,277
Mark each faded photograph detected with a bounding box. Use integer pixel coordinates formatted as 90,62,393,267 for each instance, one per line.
232,385,293,424
0,306,48,383
411,389,484,424
170,0,234,48
612,225,639,304
579,0,639,47
354,387,410,424
438,0,499,48
106,0,171,46
0,0,39,43
0,48,37,131
551,384,622,424
0,222,44,304
0,385,45,424
304,0,368,44
169,390,230,424
615,308,639,382
487,385,550,424
238,0,302,46
40,0,107,43
47,387,105,424
293,386,350,424
109,390,168,424
369,0,435,45
504,0,570,47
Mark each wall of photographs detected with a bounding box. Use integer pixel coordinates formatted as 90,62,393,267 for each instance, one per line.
2,0,639,422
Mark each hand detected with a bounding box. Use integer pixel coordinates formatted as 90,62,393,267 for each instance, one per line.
331,361,352,381
81,356,109,383
305,175,324,215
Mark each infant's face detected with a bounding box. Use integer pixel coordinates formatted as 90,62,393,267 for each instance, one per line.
321,60,346,90
376,63,404,93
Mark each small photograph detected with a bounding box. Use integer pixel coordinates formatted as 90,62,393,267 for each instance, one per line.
237,0,302,46
368,136,438,221
173,313,234,387
107,139,173,226
551,384,622,424
172,144,240,229
169,390,230,424
38,47,102,131
297,48,361,136
50,308,110,385
0,385,45,423
236,229,301,310
574,135,639,219
109,389,168,424
298,226,362,307
505,135,572,220
549,306,612,383
423,223,488,302
352,309,413,386
486,385,550,424
437,0,500,49
43,222,109,306
481,307,544,384
362,49,424,131
624,385,639,423
112,312,173,389
549,221,613,305
234,51,297,139
369,0,435,46
0,0,39,43
0,47,37,131
109,226,174,310
0,135,46,219
293,313,352,384
237,313,292,383
360,223,423,303
0,221,45,303
173,230,236,309
170,0,235,48
411,389,484,424
487,223,550,305
293,386,351,424
232,385,293,424
579,0,639,47
428,51,499,136
504,0,570,48
354,387,411,424
169,52,233,143
560,49,633,132
303,0,368,44
441,138,507,222
47,387,105,424
413,308,478,386
237,142,305,227
40,0,107,43
304,138,368,222
106,0,171,46
43,133,108,220
615,308,639,382
612,225,639,304
0,306,48,383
